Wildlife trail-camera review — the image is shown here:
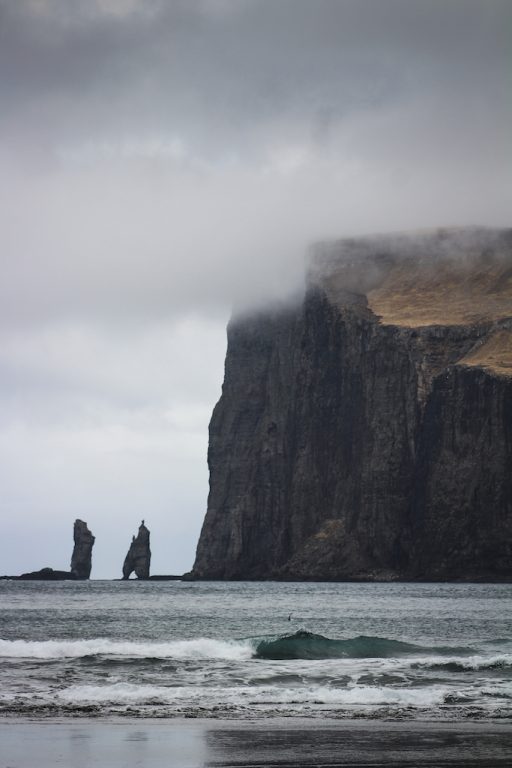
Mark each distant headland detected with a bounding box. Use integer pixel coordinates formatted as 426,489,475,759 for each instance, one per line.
190,227,512,582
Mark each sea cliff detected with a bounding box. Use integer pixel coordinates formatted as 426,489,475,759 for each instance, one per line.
192,227,512,581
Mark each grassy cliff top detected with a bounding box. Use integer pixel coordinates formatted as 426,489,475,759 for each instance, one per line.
459,329,512,377
367,252,511,327
310,226,512,376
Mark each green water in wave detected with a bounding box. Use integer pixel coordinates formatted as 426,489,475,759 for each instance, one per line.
255,630,476,660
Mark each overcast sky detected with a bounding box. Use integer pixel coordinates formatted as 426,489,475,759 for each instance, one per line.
0,0,510,578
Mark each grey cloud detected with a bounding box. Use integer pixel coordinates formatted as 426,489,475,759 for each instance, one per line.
0,0,510,576
0,318,227,416
2,0,509,157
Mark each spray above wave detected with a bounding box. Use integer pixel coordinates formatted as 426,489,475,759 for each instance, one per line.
254,632,476,661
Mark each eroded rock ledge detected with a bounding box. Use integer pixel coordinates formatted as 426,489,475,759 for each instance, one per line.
191,227,512,581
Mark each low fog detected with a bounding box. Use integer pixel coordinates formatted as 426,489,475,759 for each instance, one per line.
0,0,510,577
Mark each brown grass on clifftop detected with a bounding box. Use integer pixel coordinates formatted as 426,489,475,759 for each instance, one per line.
368,259,512,328
459,329,512,377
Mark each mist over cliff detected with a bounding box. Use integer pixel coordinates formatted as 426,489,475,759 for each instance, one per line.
192,227,512,581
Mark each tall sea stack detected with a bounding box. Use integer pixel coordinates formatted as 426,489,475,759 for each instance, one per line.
122,521,151,579
192,227,512,581
70,519,95,579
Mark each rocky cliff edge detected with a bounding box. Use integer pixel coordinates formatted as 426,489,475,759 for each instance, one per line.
192,227,512,581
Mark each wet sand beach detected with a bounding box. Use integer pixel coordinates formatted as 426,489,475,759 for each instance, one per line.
1,718,512,767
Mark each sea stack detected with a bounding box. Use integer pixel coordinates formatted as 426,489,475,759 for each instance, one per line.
122,521,151,579
192,227,512,582
70,519,95,579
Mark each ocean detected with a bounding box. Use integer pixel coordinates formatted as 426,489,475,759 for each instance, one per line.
1,580,512,721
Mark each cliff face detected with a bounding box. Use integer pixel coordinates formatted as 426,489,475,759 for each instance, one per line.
123,522,151,579
70,519,95,579
192,227,512,581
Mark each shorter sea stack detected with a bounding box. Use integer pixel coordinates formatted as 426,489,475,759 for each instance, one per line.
122,521,151,579
70,519,95,579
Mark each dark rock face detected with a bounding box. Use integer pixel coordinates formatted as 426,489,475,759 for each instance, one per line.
192,227,512,581
122,522,151,579
412,366,512,578
70,519,95,579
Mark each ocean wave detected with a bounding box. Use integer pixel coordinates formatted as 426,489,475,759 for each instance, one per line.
54,681,448,709
412,656,512,673
0,632,492,665
254,631,474,660
0,637,254,661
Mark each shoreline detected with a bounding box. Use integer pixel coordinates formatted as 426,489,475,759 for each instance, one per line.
2,717,512,767
2,707,512,723
4,576,512,583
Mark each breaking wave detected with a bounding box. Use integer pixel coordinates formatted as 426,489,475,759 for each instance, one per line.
414,656,512,673
0,637,254,661
0,632,480,663
254,631,474,660
54,681,449,709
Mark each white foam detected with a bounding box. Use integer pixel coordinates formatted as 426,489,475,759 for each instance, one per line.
0,637,254,661
55,681,448,709
246,684,447,708
57,682,184,704
412,654,512,671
